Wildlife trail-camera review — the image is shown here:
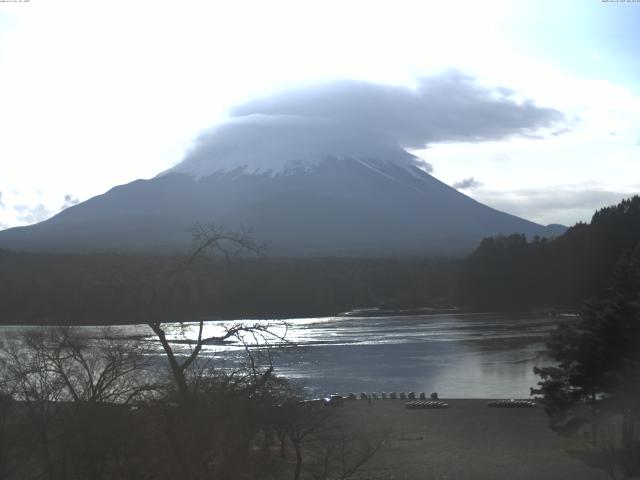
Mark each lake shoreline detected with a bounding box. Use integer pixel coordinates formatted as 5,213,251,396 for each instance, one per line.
0,307,577,328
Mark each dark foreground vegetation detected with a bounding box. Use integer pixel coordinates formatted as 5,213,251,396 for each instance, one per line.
534,291,640,480
530,200,640,479
0,326,381,480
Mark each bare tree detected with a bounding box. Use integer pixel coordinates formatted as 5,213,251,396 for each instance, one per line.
287,402,331,480
277,400,384,480
1,331,67,480
142,223,288,403
29,327,158,405
0,383,14,480
311,426,383,480
0,327,159,480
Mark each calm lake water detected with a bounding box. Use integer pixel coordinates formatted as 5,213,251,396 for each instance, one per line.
0,312,569,399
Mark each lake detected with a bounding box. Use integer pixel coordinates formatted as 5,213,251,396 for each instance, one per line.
0,312,568,399
211,312,563,398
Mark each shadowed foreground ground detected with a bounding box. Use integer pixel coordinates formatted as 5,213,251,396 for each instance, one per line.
335,399,608,480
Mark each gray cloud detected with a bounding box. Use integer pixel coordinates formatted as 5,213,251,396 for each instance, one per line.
453,177,483,190
168,72,565,177
5,195,79,228
415,158,433,173
61,194,80,210
231,71,566,149
471,186,637,226
14,204,52,224
169,114,428,177
0,191,4,208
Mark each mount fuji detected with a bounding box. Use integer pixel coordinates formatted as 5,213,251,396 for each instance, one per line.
0,114,564,256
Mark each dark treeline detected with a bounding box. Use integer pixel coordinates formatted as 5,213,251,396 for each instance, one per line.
456,196,640,310
2,195,639,324
0,250,459,325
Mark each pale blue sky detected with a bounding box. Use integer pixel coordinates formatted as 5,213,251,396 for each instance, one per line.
0,0,638,229
505,0,640,90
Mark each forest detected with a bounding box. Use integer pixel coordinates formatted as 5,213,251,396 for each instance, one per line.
456,196,640,310
0,249,459,325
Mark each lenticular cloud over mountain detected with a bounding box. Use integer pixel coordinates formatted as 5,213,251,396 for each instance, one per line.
230,71,565,147
0,72,568,255
164,114,427,178
166,71,565,177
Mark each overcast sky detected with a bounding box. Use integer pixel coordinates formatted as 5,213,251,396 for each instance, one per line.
1,0,639,229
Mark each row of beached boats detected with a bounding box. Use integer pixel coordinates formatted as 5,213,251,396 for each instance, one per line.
319,391,435,406
486,399,537,408
349,391,437,401
318,392,538,408
321,394,538,409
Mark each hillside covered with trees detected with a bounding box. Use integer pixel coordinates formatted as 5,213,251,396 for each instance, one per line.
456,196,640,310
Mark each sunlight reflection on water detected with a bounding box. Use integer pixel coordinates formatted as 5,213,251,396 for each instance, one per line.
149,312,562,398
0,313,568,398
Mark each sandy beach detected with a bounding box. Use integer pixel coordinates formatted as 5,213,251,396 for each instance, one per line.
334,399,609,480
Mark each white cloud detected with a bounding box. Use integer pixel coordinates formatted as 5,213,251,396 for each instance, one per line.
0,188,85,228
14,203,52,224
418,71,640,223
453,178,484,190
468,185,637,226
60,194,79,211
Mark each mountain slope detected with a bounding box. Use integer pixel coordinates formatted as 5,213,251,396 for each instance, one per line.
0,155,562,256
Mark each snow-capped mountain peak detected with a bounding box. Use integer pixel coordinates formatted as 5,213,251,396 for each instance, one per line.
160,114,425,179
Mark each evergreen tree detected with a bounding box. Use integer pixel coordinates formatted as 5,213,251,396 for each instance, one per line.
534,249,640,478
